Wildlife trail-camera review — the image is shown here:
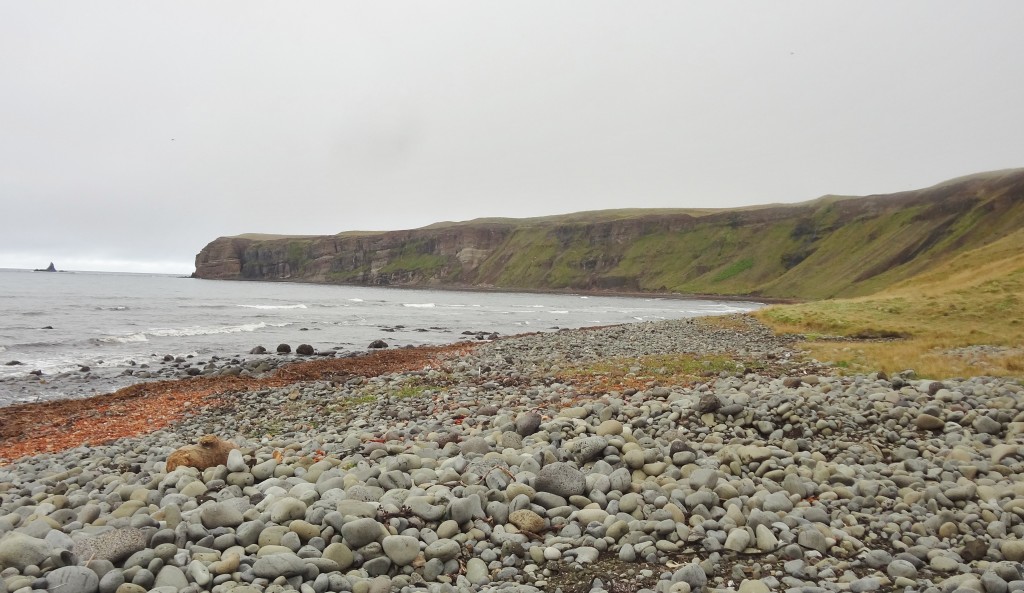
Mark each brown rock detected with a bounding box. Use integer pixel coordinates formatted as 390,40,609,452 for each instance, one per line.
166,434,237,472
509,509,545,533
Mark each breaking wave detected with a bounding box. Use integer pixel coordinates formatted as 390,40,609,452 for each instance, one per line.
236,304,307,309
97,322,284,343
403,303,435,308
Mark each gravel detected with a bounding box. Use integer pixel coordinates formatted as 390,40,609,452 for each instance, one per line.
1,315,1023,593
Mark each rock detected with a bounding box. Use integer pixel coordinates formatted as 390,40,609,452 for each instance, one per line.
382,535,420,566
322,543,354,570
596,419,623,436
466,557,489,585
1001,540,1024,562
226,448,247,472
72,528,147,564
916,413,945,431
459,437,490,456
165,435,236,471
738,580,771,593
250,345,267,354
341,517,386,548
0,532,50,571
573,436,608,463
276,343,291,353
515,412,542,436
674,563,707,590
509,509,545,533
535,462,586,498
887,558,918,580
200,501,245,528
424,539,461,562
695,393,722,414
725,528,751,552
974,415,1003,435
449,495,485,524
153,566,188,590
269,497,307,523
368,339,388,349
296,344,315,355
46,566,99,593
252,553,306,579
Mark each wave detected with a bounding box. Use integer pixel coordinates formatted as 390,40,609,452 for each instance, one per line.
348,298,364,302
97,321,285,343
547,310,569,314
96,332,149,344
236,304,307,310
0,345,5,353
403,303,435,308
96,306,130,311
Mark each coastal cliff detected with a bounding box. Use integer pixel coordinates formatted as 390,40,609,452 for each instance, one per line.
194,169,1024,299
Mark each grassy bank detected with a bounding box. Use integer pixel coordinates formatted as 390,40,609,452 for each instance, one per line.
756,229,1024,379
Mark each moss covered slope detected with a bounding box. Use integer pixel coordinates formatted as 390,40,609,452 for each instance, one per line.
194,168,1024,300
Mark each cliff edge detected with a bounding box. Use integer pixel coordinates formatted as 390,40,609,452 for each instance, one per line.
194,169,1024,300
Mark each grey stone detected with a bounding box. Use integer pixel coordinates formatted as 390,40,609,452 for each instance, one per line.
200,501,244,528
340,517,386,548
152,565,188,590
887,558,919,580
383,535,420,566
535,462,586,498
0,532,50,571
515,412,542,436
449,496,485,524
674,563,707,589
424,539,461,562
226,449,247,472
573,436,608,463
252,553,306,579
46,565,99,593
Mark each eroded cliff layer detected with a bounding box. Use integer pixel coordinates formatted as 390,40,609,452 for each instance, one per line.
194,169,1024,299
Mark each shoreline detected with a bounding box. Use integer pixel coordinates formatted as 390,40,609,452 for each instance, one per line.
188,275,800,305
2,316,1024,592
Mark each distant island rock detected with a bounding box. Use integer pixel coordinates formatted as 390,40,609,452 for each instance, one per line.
34,262,58,272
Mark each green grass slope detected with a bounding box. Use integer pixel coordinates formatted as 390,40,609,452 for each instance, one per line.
196,168,1024,300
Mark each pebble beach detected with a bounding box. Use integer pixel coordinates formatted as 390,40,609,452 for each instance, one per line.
2,315,1024,593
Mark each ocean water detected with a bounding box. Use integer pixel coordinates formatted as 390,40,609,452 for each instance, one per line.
0,268,761,390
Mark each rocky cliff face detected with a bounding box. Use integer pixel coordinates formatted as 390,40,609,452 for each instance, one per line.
194,169,1024,299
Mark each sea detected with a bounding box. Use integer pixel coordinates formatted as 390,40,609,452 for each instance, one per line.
0,268,762,404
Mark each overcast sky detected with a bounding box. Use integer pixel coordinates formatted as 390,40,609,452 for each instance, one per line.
1,2,1022,274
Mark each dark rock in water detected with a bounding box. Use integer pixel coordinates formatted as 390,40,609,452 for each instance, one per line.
296,344,315,355
163,354,174,362
34,262,58,272
276,343,292,354
696,393,722,415
30,370,43,376
4,360,23,366
368,339,388,349
250,345,267,354
41,326,54,330
79,365,90,372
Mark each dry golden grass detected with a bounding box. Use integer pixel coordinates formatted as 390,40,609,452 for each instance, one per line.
756,230,1024,379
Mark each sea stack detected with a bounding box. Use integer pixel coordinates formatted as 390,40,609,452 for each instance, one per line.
34,262,57,272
